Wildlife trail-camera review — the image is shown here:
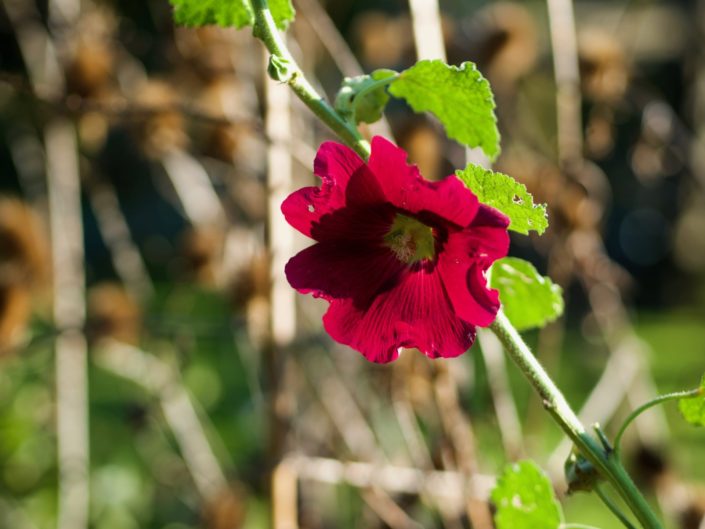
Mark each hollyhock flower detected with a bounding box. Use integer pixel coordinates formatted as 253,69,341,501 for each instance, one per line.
282,136,510,363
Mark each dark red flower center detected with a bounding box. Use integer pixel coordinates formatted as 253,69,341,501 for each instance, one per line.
383,213,436,264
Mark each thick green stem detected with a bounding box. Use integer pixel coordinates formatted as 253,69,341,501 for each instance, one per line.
489,312,663,529
613,388,700,454
251,0,370,159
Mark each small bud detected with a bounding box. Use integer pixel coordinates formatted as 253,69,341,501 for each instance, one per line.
333,69,397,125
267,55,295,83
565,451,601,493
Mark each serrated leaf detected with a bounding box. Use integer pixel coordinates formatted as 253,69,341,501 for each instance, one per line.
170,0,294,30
456,164,548,235
490,257,564,331
388,60,500,160
491,460,563,529
679,376,705,426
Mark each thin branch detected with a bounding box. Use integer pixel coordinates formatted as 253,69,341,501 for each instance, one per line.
546,0,583,166
408,0,446,62
85,177,154,301
478,330,525,459
286,455,496,502
93,339,228,500
47,119,89,529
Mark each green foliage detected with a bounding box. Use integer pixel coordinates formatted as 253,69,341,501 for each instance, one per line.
679,376,705,426
490,257,564,331
170,0,295,30
334,69,397,124
170,0,253,28
268,0,296,29
456,164,548,235
491,460,563,529
388,60,500,160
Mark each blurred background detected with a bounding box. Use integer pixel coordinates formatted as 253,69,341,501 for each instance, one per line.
0,0,704,528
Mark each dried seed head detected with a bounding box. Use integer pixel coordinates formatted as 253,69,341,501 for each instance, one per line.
87,283,142,344
579,30,629,104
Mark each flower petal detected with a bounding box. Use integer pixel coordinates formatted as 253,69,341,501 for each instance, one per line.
322,264,476,363
281,141,386,240
285,241,403,304
368,136,479,227
438,209,509,327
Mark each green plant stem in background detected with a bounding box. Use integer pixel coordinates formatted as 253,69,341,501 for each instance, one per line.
613,388,701,454
490,312,663,529
251,0,371,159
595,484,638,529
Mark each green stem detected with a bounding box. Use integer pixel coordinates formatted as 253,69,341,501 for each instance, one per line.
595,484,638,529
489,312,663,529
251,0,370,160
614,387,701,454
561,524,603,529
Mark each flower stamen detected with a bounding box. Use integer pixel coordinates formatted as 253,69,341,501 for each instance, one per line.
384,214,435,264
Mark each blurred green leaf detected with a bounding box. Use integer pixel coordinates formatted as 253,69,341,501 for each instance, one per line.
388,60,500,160
490,258,564,331
491,460,563,529
456,164,548,235
170,0,294,30
170,0,253,28
679,376,705,426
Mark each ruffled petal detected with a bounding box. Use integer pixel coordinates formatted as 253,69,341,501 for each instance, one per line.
282,141,386,241
322,264,476,363
368,136,479,228
438,207,510,327
465,204,511,262
285,241,403,304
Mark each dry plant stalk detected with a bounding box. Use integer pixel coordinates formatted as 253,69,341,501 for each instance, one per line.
46,119,89,529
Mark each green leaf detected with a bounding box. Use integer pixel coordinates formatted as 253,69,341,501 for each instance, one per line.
170,0,295,30
388,60,500,160
490,258,564,331
170,0,253,28
491,460,563,529
334,69,397,125
268,0,296,30
679,376,705,426
456,164,548,235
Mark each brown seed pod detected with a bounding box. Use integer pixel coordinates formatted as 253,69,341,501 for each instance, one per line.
578,30,629,104
0,285,32,355
133,80,188,158
350,12,413,68
0,198,49,353
87,283,142,345
466,2,538,90
65,41,114,99
201,483,249,529
0,198,49,288
179,227,225,287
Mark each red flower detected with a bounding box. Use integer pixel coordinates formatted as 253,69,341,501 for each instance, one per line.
282,137,510,363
